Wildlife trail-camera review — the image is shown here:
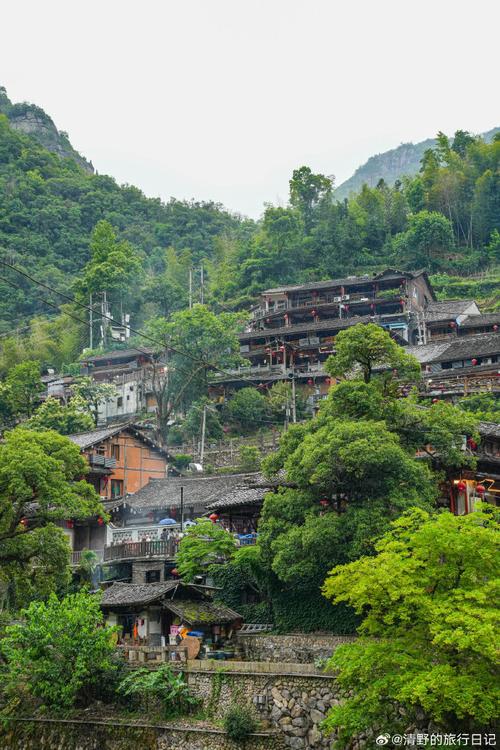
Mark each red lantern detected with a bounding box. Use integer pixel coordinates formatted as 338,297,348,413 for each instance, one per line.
66,519,74,529
97,517,104,526
311,310,317,317
370,303,375,311
471,358,478,366
432,398,439,404
20,517,29,527
457,481,467,493
475,484,486,495
468,438,477,451
494,324,498,331
319,499,329,507
266,318,271,324
307,378,314,386
209,513,219,522
279,345,285,352
344,304,349,311
171,568,179,576
326,377,332,385
449,321,456,328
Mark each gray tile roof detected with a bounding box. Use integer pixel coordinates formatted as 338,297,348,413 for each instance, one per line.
206,486,267,511
407,332,500,364
68,425,128,449
122,473,261,511
101,581,178,607
460,314,500,329
478,421,500,440
425,300,476,323
262,269,425,295
163,599,241,624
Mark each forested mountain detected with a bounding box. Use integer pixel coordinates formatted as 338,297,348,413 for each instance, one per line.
0,101,254,332
0,87,93,173
0,87,498,363
335,127,500,199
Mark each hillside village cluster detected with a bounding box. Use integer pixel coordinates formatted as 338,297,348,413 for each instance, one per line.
17,268,499,651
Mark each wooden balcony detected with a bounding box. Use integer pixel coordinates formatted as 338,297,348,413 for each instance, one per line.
103,539,178,562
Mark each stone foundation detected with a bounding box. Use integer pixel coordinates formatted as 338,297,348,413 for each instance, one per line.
236,633,355,664
0,719,283,750
184,666,341,748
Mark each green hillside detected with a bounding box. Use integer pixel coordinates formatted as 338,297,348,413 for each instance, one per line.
0,99,253,331
335,127,500,200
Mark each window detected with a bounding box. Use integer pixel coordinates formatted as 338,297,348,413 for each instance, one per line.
145,570,160,583
111,479,123,498
117,396,123,408
95,445,106,456
111,444,120,460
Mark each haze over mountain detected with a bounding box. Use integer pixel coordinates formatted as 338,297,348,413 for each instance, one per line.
335,127,500,200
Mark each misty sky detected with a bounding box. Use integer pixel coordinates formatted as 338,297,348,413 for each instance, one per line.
1,0,498,218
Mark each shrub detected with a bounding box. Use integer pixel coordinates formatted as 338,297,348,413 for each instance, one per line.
117,664,199,717
239,445,261,472
223,703,258,741
173,453,192,470
0,591,118,712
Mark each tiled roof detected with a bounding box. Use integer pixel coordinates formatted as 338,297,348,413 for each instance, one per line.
122,473,260,511
425,300,476,323
83,348,153,364
262,269,425,295
460,314,500,329
68,425,128,449
478,421,500,440
101,581,178,607
206,486,267,511
407,332,500,364
163,599,241,624
68,423,170,457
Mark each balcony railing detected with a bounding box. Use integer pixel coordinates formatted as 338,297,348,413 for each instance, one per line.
252,290,403,320
103,539,179,562
210,363,326,382
88,454,117,469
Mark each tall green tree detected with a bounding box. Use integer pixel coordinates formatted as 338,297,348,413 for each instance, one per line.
71,377,117,426
5,360,44,418
0,428,103,607
325,323,420,384
26,396,94,434
1,591,118,711
176,519,237,581
322,506,500,743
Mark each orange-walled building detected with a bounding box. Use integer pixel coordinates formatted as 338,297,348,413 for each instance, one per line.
69,425,168,499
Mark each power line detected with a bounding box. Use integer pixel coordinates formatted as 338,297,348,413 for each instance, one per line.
0,259,236,376
0,266,239,379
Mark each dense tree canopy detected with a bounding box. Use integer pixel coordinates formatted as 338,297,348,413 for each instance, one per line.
322,506,500,743
0,428,103,607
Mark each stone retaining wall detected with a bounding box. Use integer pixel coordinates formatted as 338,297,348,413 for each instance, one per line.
0,719,283,750
236,633,356,664
185,667,341,749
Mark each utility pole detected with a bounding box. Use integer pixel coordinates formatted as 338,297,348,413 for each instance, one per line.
189,268,193,309
200,262,204,305
291,373,297,423
89,293,93,350
200,404,207,465
180,486,184,533
101,291,109,348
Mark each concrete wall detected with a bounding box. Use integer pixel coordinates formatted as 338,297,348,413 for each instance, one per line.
236,634,356,664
